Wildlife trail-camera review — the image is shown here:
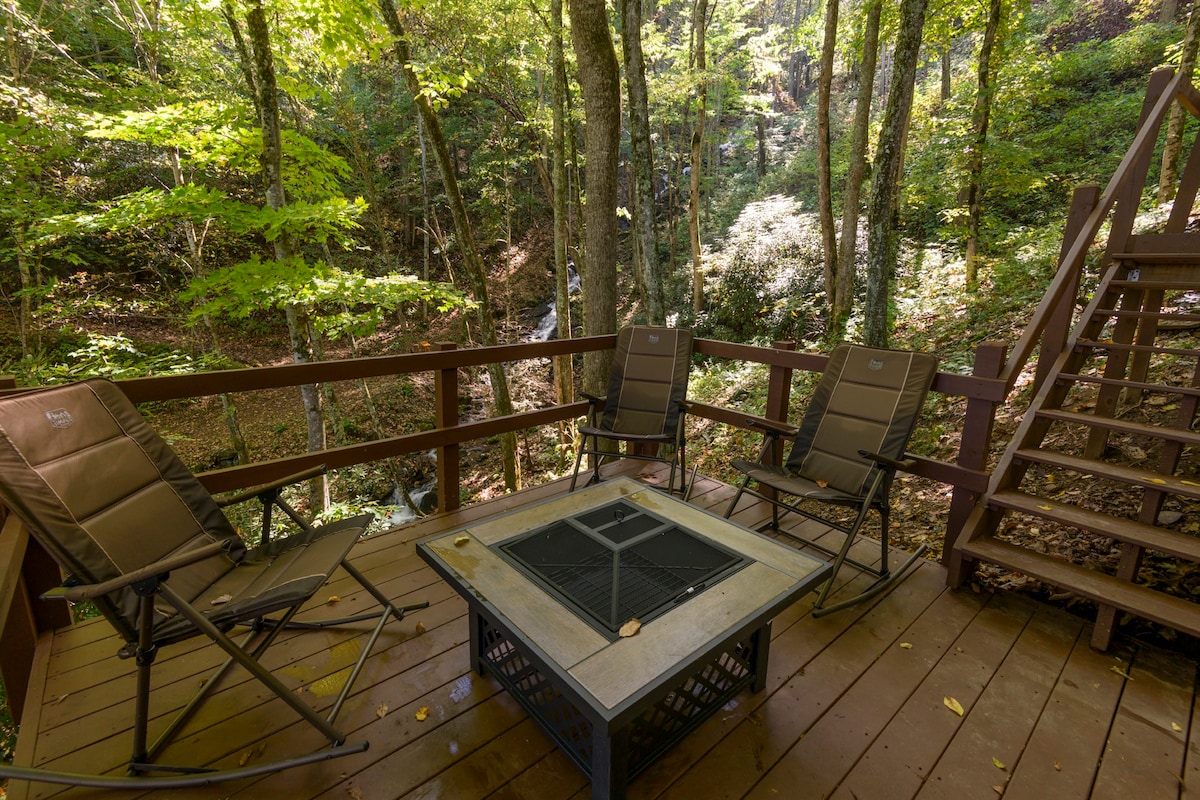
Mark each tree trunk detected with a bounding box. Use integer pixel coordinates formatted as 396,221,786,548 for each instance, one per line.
622,0,665,325
689,0,709,314
817,0,839,315
568,0,621,393
964,0,1004,287
379,0,520,492
551,0,574,466
245,0,327,507
863,0,929,348
833,0,882,337
1160,0,1200,204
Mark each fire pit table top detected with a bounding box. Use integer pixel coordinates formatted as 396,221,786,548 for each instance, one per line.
418,478,830,716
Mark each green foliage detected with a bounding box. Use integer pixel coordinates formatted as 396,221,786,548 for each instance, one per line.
182,256,470,339
6,332,238,386
1,676,14,768
696,195,830,346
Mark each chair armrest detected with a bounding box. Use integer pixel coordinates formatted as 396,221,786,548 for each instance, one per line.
216,465,328,507
579,392,605,405
746,417,800,439
858,449,915,472
46,539,236,602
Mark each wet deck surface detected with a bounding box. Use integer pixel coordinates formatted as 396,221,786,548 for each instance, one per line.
8,465,1200,800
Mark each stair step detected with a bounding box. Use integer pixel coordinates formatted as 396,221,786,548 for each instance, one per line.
1013,449,1200,499
1094,309,1200,323
1108,279,1200,290
957,536,1200,637
1056,373,1200,398
1112,251,1200,265
1036,409,1200,446
989,490,1200,561
1075,339,1200,358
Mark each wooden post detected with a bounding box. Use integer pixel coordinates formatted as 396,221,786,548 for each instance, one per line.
764,340,796,467
942,341,1007,565
1033,184,1100,394
434,342,461,514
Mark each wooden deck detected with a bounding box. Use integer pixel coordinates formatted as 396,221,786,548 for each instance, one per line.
7,464,1200,800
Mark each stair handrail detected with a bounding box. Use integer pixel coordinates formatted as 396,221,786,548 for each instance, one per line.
998,68,1200,394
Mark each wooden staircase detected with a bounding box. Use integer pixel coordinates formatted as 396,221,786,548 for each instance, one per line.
953,242,1200,649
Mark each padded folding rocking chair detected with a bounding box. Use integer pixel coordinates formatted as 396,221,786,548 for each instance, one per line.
0,379,427,789
570,325,693,494
724,344,938,617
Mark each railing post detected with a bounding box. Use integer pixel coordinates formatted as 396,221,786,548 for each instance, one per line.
942,341,1007,564
1033,184,1101,395
0,510,69,723
434,342,460,514
764,340,796,468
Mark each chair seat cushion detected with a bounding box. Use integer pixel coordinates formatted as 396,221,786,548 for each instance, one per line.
731,460,863,505
151,513,373,645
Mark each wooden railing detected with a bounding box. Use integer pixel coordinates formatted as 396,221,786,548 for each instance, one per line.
0,334,1008,725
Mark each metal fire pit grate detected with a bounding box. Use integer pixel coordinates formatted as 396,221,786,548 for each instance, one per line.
496,499,748,638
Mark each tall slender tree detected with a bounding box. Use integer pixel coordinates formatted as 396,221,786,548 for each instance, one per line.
833,0,882,337
689,0,709,314
622,0,665,324
964,0,1005,287
1160,0,1200,204
569,0,621,392
816,0,839,315
864,0,929,347
378,0,521,492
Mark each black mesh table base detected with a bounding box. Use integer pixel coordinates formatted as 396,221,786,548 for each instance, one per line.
472,607,769,797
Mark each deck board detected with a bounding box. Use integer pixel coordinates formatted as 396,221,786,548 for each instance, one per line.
6,464,1200,800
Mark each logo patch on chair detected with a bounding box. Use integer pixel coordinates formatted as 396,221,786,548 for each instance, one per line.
868,358,885,371
45,408,74,428
648,334,660,344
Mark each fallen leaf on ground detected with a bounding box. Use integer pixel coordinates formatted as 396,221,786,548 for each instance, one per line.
454,535,470,546
210,593,233,605
376,703,388,719
992,756,1006,770
619,618,642,638
415,706,430,721
993,786,1004,795
415,621,427,635
1173,722,1184,732
1110,665,1133,680
1054,761,1062,771
816,479,829,488
900,642,913,649
327,595,341,604
346,780,363,800
944,696,965,716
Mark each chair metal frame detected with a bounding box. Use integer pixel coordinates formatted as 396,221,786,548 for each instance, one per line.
724,344,938,617
0,379,427,789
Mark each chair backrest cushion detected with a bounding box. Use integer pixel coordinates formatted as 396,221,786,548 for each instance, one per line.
786,344,938,496
0,379,240,640
601,326,693,437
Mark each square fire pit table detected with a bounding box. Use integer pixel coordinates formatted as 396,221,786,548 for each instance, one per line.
417,478,831,799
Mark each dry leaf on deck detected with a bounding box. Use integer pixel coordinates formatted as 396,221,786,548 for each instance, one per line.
1054,761,1062,772
1110,665,1133,680
327,595,341,604
619,618,642,638
993,786,1004,795
346,780,363,800
816,479,829,488
415,621,427,635
943,696,965,716
376,703,389,719
992,756,1006,770
454,535,470,547
899,642,913,650
210,593,232,605
1173,722,1184,732
415,706,430,721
